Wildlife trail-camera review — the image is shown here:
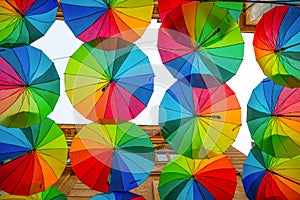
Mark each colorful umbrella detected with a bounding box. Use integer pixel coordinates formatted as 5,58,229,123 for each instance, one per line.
159,79,241,159
253,5,300,88
91,192,145,200
0,118,68,196
158,0,243,22
64,37,154,123
0,0,58,47
60,0,153,43
0,46,60,128
242,146,300,200
69,122,155,192
1,186,67,200
157,2,244,87
158,154,237,200
247,78,300,158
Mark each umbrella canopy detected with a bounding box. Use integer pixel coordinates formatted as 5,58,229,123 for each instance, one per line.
1,186,67,200
247,78,300,158
0,0,58,47
0,46,60,128
158,0,243,22
91,192,145,200
0,118,68,196
159,79,241,159
60,0,153,43
158,154,237,200
157,2,244,87
242,146,300,200
253,5,300,88
64,37,154,123
69,122,155,192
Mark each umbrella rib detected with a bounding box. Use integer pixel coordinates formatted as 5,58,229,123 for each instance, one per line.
276,119,300,155
113,84,136,119
0,68,23,84
197,175,236,196
5,0,22,15
180,82,195,113
27,51,43,83
8,155,33,194
269,170,300,185
171,161,194,177
115,150,152,174
172,51,196,78
68,56,109,79
76,154,111,182
276,14,300,48
253,90,271,113
95,12,110,42
116,76,154,93
0,130,32,149
274,89,298,112
86,126,114,148
199,118,235,150
5,89,29,127
276,120,292,156
113,5,153,24
65,5,107,22
113,56,150,79
38,149,67,167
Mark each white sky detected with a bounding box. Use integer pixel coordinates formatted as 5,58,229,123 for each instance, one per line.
32,20,266,155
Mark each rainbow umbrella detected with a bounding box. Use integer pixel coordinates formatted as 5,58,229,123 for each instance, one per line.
158,154,237,200
0,118,68,196
159,79,241,159
64,37,154,123
69,122,155,192
2,186,67,200
157,2,244,87
158,0,243,22
0,46,60,128
242,146,300,200
0,0,58,47
60,0,153,43
253,5,300,88
247,78,300,158
91,192,145,200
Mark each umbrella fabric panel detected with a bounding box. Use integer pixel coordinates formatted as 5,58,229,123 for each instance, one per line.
0,118,68,196
0,46,60,128
242,146,300,200
0,0,58,47
158,2,244,86
60,0,153,43
91,191,145,200
65,38,154,123
247,78,300,158
159,80,241,159
158,154,237,200
1,186,67,200
70,122,155,192
253,5,300,88
158,0,243,21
